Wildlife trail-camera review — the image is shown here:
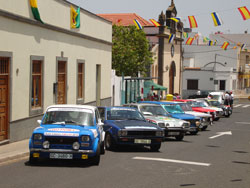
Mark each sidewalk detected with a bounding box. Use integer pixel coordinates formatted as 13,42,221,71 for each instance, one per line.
0,139,29,163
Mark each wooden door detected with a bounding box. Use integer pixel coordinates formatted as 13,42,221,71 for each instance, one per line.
57,61,66,104
0,58,9,141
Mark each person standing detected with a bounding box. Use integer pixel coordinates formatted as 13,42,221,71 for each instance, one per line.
229,91,234,109
224,91,230,105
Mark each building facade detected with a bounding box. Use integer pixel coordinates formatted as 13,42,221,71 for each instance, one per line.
0,0,112,142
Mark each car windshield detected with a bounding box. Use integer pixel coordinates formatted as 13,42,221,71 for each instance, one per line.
139,105,169,116
107,108,145,121
42,108,94,126
189,101,209,107
178,103,193,111
162,104,184,114
209,101,221,106
211,95,220,100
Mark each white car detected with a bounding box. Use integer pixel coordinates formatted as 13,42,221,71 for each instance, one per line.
208,91,225,104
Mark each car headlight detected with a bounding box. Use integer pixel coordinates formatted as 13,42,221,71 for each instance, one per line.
42,140,50,149
118,130,127,136
182,123,190,129
195,121,201,127
72,142,80,150
81,136,90,142
34,134,43,140
156,131,164,137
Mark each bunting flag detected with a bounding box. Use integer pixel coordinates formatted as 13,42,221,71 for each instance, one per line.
221,41,230,50
30,0,43,23
203,37,210,43
214,39,218,45
133,19,142,30
188,16,198,28
233,46,238,49
170,17,180,22
168,34,175,43
117,19,122,25
238,6,250,20
183,32,188,38
70,6,80,28
241,44,246,50
211,12,223,26
208,41,213,46
149,19,161,27
186,38,194,45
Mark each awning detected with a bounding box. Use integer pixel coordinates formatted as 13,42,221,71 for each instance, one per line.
144,80,167,91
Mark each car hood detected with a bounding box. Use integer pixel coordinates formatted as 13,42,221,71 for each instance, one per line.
106,120,161,130
33,124,94,136
185,111,212,118
170,113,198,120
204,107,223,112
144,115,186,128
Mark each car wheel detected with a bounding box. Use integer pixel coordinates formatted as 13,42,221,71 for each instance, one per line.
100,141,105,155
175,135,184,141
201,126,207,131
91,144,100,166
105,133,116,151
150,143,161,152
29,153,38,165
190,130,198,135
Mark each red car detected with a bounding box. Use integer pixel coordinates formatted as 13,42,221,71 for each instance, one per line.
174,99,216,121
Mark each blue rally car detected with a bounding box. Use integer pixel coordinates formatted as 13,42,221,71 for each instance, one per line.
140,101,201,135
97,107,164,151
29,105,105,165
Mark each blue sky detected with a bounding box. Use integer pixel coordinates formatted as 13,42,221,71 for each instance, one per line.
68,0,250,37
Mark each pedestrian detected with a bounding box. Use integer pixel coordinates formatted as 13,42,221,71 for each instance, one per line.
224,91,230,105
229,91,234,109
208,94,213,99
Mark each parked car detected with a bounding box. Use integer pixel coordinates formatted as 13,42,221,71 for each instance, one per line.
205,99,232,117
208,91,225,104
188,90,209,99
176,102,212,131
29,105,105,165
124,103,190,141
139,101,201,135
98,107,164,151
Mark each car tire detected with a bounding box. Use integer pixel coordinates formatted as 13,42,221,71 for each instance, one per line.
175,135,184,141
100,141,105,155
201,126,207,131
92,144,100,166
105,133,116,151
190,130,198,135
150,143,161,152
29,153,38,165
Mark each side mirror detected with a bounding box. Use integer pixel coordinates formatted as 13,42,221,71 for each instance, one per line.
37,120,42,125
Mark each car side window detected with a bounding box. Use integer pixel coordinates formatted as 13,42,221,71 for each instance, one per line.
95,109,100,124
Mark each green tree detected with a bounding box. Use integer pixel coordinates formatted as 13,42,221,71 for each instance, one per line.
112,25,153,77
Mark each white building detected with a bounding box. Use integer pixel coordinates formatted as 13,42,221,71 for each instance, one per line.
0,0,112,142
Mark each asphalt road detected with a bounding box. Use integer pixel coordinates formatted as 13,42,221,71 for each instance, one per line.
0,104,249,188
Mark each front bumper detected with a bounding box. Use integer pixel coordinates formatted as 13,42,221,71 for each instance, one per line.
164,128,187,137
116,136,163,146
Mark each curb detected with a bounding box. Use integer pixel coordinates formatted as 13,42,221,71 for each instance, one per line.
0,152,29,164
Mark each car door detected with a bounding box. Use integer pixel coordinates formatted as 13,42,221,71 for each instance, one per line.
98,107,109,132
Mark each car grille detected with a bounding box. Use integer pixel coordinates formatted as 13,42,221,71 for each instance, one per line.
127,131,156,136
184,119,196,126
44,137,79,149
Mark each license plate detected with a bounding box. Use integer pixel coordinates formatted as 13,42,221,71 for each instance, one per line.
168,132,180,136
134,139,151,144
50,153,73,159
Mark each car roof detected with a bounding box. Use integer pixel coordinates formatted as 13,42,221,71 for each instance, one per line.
46,104,96,111
126,103,160,107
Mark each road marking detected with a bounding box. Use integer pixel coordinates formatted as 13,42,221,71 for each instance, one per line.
235,122,250,125
242,104,250,108
209,131,232,139
234,104,242,108
133,157,211,167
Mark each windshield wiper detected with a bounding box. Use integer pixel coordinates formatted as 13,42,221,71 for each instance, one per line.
127,118,144,121
65,120,80,125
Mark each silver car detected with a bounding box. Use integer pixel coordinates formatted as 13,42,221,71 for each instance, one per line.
124,103,190,141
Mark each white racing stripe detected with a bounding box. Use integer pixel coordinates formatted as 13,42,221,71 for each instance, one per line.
242,105,250,108
235,122,250,125
133,157,211,167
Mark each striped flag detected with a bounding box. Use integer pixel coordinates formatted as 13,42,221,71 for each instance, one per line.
211,12,223,26
213,40,218,46
183,32,188,38
188,16,198,28
168,34,175,43
186,38,194,45
170,17,180,22
30,0,43,23
221,41,230,50
208,41,213,46
149,19,161,27
238,6,250,20
241,44,246,50
133,19,142,30
70,6,80,28
203,37,210,42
